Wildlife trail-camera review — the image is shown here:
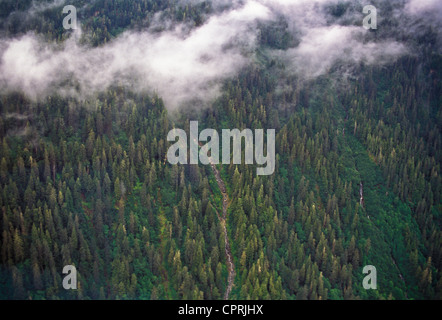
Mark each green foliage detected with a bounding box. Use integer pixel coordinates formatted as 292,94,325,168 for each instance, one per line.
0,0,440,301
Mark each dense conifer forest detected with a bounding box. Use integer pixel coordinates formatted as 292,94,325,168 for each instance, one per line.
0,0,440,300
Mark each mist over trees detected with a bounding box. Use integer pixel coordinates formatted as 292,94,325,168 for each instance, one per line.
0,0,440,300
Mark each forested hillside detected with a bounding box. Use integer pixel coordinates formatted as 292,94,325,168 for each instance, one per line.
0,0,440,300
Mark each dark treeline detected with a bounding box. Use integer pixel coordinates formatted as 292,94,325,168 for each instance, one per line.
0,0,211,45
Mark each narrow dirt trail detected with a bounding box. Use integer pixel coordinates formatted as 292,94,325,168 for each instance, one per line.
192,139,235,299
209,162,235,300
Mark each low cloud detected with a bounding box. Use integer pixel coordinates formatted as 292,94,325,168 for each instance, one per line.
0,1,271,109
261,0,410,79
277,25,406,79
0,0,439,109
405,0,442,15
